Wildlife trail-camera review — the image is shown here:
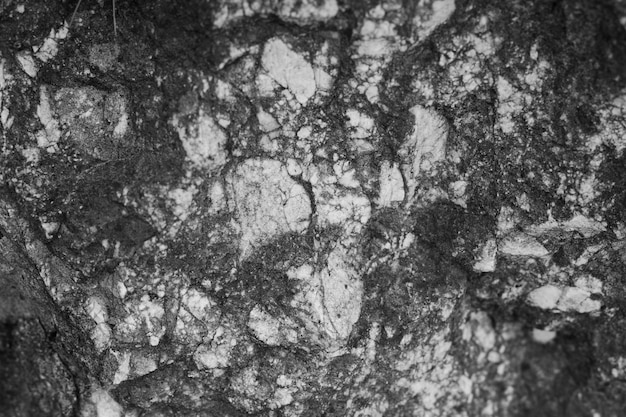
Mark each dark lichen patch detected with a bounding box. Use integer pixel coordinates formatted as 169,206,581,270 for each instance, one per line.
411,202,493,264
597,146,626,228
50,196,155,276
0,0,66,52
505,327,595,417
217,232,315,317
357,209,469,349
0,318,78,417
112,360,237,413
0,236,96,417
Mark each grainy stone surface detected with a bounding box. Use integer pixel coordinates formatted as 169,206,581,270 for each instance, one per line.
2,0,626,416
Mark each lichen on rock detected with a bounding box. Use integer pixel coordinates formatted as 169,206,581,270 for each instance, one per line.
3,0,626,415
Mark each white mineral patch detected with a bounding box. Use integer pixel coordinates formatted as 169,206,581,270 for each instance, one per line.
248,306,282,346
112,351,131,384
574,244,604,267
378,161,405,206
112,109,128,137
351,138,376,154
360,17,396,38
213,0,338,27
357,38,391,58
527,284,602,313
297,125,312,139
496,76,529,134
193,332,233,370
174,287,219,343
287,248,363,352
449,180,468,207
0,108,11,129
226,159,311,258
527,284,562,310
272,387,295,409
175,111,228,170
392,329,461,411
526,214,606,239
473,238,497,272
399,105,449,199
91,323,112,352
36,86,61,151
182,287,216,320
216,78,235,101
532,328,556,344
257,109,281,132
315,185,371,230
256,73,279,97
0,59,12,130
467,311,496,351
496,206,518,235
277,0,339,22
557,287,601,313
286,158,303,176
530,44,539,61
209,180,227,212
131,354,157,377
346,109,370,128
413,0,456,40
33,23,68,63
40,220,59,239
89,388,124,417
346,108,375,138
319,246,363,341
0,58,7,91
16,51,37,77
574,275,603,294
365,323,381,362
247,306,299,346
314,66,334,92
168,185,197,222
365,85,379,103
86,296,108,324
498,232,549,257
333,160,360,188
262,38,316,105
117,298,165,345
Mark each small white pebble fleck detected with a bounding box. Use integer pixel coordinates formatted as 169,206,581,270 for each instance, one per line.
286,159,303,176
527,284,562,310
532,328,556,344
297,125,312,139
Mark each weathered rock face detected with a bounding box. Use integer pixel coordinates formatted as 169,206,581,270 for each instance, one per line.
0,206,96,417
3,0,626,415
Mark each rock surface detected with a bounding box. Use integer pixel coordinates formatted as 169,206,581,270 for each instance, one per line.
2,0,626,416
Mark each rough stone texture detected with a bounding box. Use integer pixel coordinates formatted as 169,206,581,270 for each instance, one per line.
2,0,626,416
0,189,96,417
